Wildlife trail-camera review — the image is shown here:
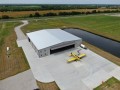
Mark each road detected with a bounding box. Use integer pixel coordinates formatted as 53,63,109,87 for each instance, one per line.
14,20,28,40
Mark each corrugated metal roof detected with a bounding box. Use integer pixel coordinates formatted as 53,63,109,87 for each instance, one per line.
27,29,81,50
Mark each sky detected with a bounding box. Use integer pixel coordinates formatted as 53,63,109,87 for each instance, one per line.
0,0,120,4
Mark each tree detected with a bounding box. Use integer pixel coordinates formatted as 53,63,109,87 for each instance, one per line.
86,11,91,15
34,12,41,17
2,15,10,19
29,14,33,17
59,12,70,16
71,11,81,15
43,12,57,16
92,10,97,13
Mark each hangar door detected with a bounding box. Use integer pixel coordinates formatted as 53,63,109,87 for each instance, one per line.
50,44,75,54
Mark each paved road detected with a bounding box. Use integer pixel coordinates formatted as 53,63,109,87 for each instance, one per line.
14,20,28,40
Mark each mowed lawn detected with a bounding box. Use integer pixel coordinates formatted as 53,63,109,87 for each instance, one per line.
22,15,120,42
94,77,120,90
0,22,29,80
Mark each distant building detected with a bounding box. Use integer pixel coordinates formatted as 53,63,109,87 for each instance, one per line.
27,29,82,58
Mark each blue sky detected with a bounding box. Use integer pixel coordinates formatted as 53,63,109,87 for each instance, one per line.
0,0,120,4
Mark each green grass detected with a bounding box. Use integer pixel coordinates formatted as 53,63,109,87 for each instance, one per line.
22,15,120,41
94,77,120,90
0,22,20,51
0,21,30,80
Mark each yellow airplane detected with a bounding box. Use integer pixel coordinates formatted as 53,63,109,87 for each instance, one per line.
67,52,86,63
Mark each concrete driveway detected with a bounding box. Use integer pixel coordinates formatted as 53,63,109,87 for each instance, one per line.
14,20,28,40
0,70,38,90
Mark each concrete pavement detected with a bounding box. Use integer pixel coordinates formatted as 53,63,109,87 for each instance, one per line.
14,20,28,40
0,70,38,90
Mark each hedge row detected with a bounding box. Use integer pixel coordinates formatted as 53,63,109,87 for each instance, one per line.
1,10,120,19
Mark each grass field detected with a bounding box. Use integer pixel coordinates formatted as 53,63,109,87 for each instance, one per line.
0,22,29,80
0,9,118,18
94,77,120,90
22,15,120,42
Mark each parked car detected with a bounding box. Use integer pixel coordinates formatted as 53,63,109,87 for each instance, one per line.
80,44,87,49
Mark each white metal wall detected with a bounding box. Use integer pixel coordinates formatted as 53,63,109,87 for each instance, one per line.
28,38,82,58
75,40,81,48
38,48,50,58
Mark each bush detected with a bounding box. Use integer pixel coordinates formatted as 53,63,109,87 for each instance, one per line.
71,11,82,15
86,11,91,15
43,12,57,16
34,12,41,17
59,11,84,16
59,12,71,16
2,15,10,19
29,14,33,17
92,10,97,13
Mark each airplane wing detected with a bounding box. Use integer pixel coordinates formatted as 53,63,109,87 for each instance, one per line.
67,57,76,63
79,54,86,58
69,52,77,57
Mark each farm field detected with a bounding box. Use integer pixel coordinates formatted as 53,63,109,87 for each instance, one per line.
22,15,120,42
0,22,29,80
94,77,120,90
0,8,118,18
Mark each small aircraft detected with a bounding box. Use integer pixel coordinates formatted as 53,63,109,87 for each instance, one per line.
67,52,86,63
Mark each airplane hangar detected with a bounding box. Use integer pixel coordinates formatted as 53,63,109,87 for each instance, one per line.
27,29,82,58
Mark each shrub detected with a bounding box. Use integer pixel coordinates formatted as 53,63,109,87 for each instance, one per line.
43,12,57,16
2,15,10,19
34,12,41,17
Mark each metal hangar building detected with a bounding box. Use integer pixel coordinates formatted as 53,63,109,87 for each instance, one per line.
27,29,82,58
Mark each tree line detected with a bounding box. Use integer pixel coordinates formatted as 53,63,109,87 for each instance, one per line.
1,10,120,19
0,4,120,12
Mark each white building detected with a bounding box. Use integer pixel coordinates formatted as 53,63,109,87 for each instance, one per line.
27,29,82,58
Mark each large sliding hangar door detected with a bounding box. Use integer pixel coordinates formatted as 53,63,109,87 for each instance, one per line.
50,41,75,54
